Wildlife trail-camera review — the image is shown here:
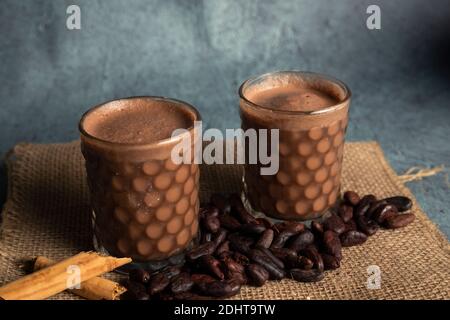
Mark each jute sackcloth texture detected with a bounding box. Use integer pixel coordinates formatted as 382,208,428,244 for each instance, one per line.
0,141,449,299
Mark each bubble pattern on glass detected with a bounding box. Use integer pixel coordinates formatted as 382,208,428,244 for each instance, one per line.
85,154,200,261
244,118,348,220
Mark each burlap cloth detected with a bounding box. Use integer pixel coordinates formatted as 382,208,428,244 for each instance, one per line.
0,141,449,300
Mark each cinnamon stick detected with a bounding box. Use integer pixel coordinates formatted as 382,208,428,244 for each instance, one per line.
33,256,127,300
0,251,131,300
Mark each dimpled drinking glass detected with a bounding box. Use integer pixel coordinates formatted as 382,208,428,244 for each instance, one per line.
239,71,351,221
79,96,201,270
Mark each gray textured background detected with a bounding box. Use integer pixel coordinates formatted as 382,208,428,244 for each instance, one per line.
1,0,449,237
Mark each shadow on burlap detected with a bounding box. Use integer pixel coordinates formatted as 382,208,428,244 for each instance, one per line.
0,141,449,299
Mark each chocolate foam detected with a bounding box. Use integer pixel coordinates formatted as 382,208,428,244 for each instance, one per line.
82,97,195,144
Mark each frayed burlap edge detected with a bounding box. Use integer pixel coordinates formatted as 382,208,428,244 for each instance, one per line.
0,144,32,273
369,142,449,254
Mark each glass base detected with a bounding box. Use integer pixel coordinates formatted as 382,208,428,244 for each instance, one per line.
93,232,191,274
240,176,336,225
240,191,334,226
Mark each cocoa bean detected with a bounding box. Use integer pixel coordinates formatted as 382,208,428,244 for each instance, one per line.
238,223,266,236
285,254,314,270
383,196,412,212
221,256,245,275
233,252,250,266
311,221,324,238
256,246,285,270
218,250,232,261
354,194,377,216
365,200,388,219
215,240,230,256
343,190,360,206
288,230,315,252
203,215,221,233
256,218,274,229
200,255,224,280
274,221,305,234
148,273,170,295
344,219,358,232
160,265,181,279
385,213,415,229
340,230,368,246
219,214,241,231
170,273,194,294
356,215,379,236
322,230,342,259
269,247,298,264
299,246,324,272
212,228,228,247
372,204,398,224
289,269,325,282
248,249,285,280
228,233,254,254
338,204,353,223
297,256,314,270
246,264,269,287
256,228,275,248
227,271,248,285
191,273,216,285
186,241,216,260
321,253,341,270
196,279,241,298
271,230,297,248
322,214,346,235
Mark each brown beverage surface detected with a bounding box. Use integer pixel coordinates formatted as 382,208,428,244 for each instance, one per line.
245,84,339,112
83,98,193,144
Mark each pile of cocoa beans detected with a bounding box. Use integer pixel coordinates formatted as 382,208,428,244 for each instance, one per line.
124,191,414,300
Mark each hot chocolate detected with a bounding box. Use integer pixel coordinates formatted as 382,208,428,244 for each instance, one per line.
80,97,201,266
82,98,193,144
239,71,351,220
245,83,338,112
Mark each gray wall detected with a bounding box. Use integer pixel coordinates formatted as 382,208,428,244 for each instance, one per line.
1,0,449,236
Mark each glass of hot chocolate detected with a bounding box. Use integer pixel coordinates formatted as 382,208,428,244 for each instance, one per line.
79,96,201,270
239,71,351,221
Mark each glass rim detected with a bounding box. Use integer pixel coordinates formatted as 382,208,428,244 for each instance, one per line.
238,70,352,116
79,95,201,148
